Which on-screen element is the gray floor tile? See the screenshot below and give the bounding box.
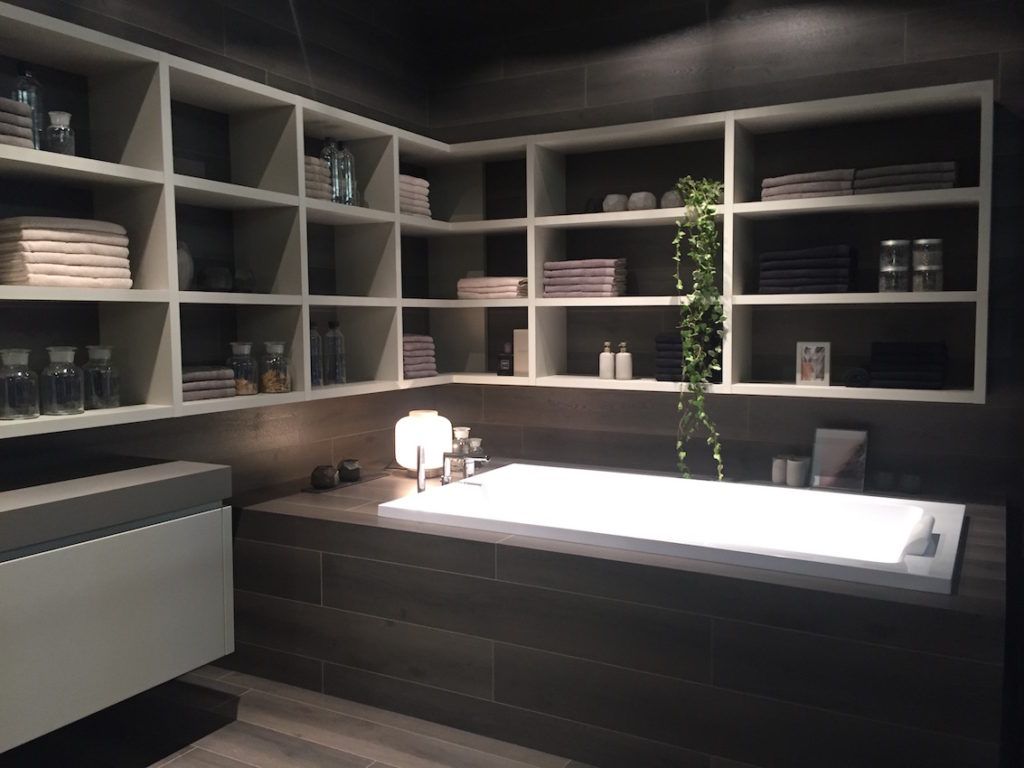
[165,747,254,767]
[190,665,233,681]
[221,672,568,768]
[196,720,372,767]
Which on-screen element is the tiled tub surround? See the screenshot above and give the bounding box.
[230,473,1006,768]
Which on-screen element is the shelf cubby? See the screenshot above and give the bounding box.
[402,306,527,376]
[169,65,298,195]
[401,232,527,300]
[302,108,395,214]
[175,199,301,295]
[309,305,399,391]
[307,220,397,299]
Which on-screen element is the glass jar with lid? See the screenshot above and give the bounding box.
[912,238,944,292]
[879,266,910,292]
[879,240,911,270]
[41,346,84,415]
[83,345,120,409]
[0,348,39,420]
[227,341,258,395]
[259,341,291,393]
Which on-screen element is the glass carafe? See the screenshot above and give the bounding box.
[324,320,346,385]
[41,346,83,415]
[12,70,43,149]
[0,348,39,420]
[227,341,258,395]
[310,322,323,387]
[321,138,359,205]
[259,341,291,393]
[46,111,75,155]
[83,345,119,409]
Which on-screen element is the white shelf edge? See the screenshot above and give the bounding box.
[173,175,299,209]
[0,287,170,303]
[308,296,399,308]
[535,296,682,307]
[0,145,164,186]
[309,380,398,399]
[450,373,531,386]
[535,375,726,394]
[178,292,303,306]
[397,375,455,389]
[730,383,981,403]
[402,298,529,308]
[178,391,306,415]
[731,291,979,306]
[304,198,395,225]
[535,207,721,229]
[0,404,173,438]
[732,187,981,217]
[448,218,528,234]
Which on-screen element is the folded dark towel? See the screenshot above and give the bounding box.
[854,182,954,194]
[762,180,854,198]
[759,246,851,263]
[759,284,852,294]
[856,162,956,179]
[761,169,855,189]
[656,374,683,382]
[655,331,680,343]
[656,358,683,367]
[868,379,945,390]
[759,269,852,282]
[655,340,682,349]
[854,172,955,189]
[759,257,853,271]
[870,342,947,362]
[761,190,854,200]
[869,363,947,375]
[843,368,870,387]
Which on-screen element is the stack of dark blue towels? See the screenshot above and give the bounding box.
[868,342,947,389]
[655,332,682,382]
[758,245,853,294]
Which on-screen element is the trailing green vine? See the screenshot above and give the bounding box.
[673,176,725,480]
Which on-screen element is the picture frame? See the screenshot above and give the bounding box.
[811,428,868,491]
[796,341,830,386]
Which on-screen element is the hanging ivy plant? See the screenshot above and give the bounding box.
[672,176,725,480]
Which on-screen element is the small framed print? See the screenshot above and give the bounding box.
[812,428,868,491]
[796,341,830,386]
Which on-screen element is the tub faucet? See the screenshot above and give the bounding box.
[441,452,490,484]
[416,446,426,493]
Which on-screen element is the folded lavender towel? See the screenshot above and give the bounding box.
[0,134,33,148]
[457,291,523,299]
[762,180,853,198]
[0,111,32,129]
[0,122,32,140]
[403,350,436,360]
[762,190,854,200]
[1,252,130,268]
[399,174,429,190]
[400,188,430,201]
[545,259,626,271]
[183,387,237,401]
[762,169,855,189]
[0,274,133,288]
[404,362,438,374]
[0,97,31,117]
[543,268,625,279]
[854,172,956,189]
[544,289,623,298]
[404,369,438,379]
[0,229,129,246]
[545,275,625,286]
[182,366,234,383]
[403,340,435,350]
[0,217,127,236]
[182,379,241,392]
[403,334,434,344]
[856,162,956,179]
[853,182,953,195]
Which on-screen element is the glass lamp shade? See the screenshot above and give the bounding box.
[395,409,452,471]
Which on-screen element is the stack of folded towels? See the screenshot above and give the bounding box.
[400,174,431,218]
[456,276,527,299]
[544,258,626,297]
[0,97,33,148]
[305,156,332,201]
[853,162,956,194]
[403,333,437,379]
[757,245,853,294]
[867,342,947,390]
[761,169,854,201]
[0,216,133,288]
[182,366,236,401]
[655,332,683,382]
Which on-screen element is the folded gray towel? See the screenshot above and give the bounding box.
[404,351,436,362]
[0,134,32,148]
[0,97,31,117]
[545,259,626,271]
[183,379,240,392]
[182,366,234,383]
[762,180,853,198]
[404,369,438,379]
[403,341,435,351]
[762,190,855,200]
[183,386,237,401]
[856,162,956,179]
[545,276,626,287]
[854,171,956,189]
[0,122,33,140]
[404,362,438,374]
[853,182,954,194]
[0,111,32,129]
[761,169,854,189]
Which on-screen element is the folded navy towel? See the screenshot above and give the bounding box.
[759,284,851,294]
[759,245,851,263]
[760,268,851,281]
[856,162,956,179]
[870,342,947,362]
[656,357,683,367]
[655,373,683,382]
[759,257,853,272]
[843,368,870,387]
[868,379,944,390]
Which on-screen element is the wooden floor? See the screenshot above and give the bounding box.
[152,667,583,768]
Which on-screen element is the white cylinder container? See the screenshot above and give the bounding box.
[614,342,633,380]
[395,409,452,471]
[599,341,615,379]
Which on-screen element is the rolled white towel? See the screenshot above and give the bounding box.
[627,191,656,210]
[0,217,127,236]
[0,262,132,279]
[602,194,628,212]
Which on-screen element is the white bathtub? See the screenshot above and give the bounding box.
[378,463,966,594]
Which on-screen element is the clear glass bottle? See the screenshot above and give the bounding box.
[310,322,323,387]
[259,341,291,393]
[320,138,358,205]
[45,111,75,155]
[324,320,346,385]
[227,341,258,396]
[41,346,84,415]
[0,348,39,420]
[83,345,119,410]
[12,69,43,149]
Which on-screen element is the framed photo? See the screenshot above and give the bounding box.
[796,341,830,386]
[811,428,868,491]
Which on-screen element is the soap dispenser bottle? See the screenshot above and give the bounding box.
[614,341,633,380]
[599,341,615,379]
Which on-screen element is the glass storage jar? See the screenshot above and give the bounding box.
[259,341,291,393]
[227,341,258,395]
[913,266,944,292]
[45,110,75,155]
[41,346,84,415]
[879,240,911,270]
[83,345,119,409]
[0,348,39,420]
[878,266,910,292]
[912,238,943,269]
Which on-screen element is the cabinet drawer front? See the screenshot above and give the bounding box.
[0,507,232,751]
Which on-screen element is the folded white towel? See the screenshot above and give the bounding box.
[457,276,527,289]
[1,274,133,288]
[0,135,33,148]
[0,111,32,129]
[305,181,332,192]
[183,387,236,402]
[0,122,32,140]
[304,156,329,166]
[0,217,127,236]
[0,97,32,117]
[305,167,331,181]
[399,191,430,205]
[0,241,129,257]
[0,229,129,246]
[0,263,132,278]
[399,174,429,190]
[545,259,625,271]
[1,251,130,268]
[401,204,432,217]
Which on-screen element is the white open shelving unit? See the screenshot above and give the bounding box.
[0,2,992,438]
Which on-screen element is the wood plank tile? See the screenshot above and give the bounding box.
[234,591,493,697]
[218,642,324,693]
[165,748,253,768]
[234,539,323,604]
[196,720,373,767]
[322,554,711,681]
[220,672,568,768]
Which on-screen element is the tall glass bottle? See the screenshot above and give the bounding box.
[0,348,39,420]
[320,138,358,205]
[83,345,120,409]
[324,320,346,385]
[310,321,323,387]
[41,346,84,415]
[12,69,43,149]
